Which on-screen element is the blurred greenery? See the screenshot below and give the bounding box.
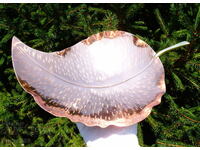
[0,3,199,147]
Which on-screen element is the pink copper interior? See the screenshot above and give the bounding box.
[12,30,166,128]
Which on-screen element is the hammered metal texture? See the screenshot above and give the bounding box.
[12,30,166,128]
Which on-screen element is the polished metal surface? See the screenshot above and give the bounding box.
[12,31,166,128]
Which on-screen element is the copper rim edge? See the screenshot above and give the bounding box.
[15,75,165,128]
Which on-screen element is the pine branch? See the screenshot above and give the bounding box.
[194,6,200,30]
[175,108,200,123]
[154,8,169,36]
[156,140,192,147]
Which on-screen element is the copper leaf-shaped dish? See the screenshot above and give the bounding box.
[12,31,166,128]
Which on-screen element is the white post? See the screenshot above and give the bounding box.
[76,123,139,147]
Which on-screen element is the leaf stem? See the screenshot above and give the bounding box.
[155,41,190,57]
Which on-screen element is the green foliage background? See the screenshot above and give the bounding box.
[0,3,200,147]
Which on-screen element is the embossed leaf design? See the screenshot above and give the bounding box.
[12,31,166,128]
